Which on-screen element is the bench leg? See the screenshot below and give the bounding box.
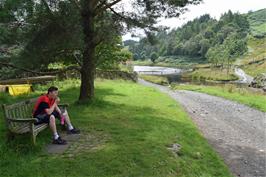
[30,123,36,145]
[32,134,36,145]
[6,131,14,142]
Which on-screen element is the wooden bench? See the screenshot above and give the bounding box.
[2,97,68,145]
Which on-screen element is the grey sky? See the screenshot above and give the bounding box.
[122,0,266,41]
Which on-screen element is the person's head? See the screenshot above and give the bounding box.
[47,86,58,99]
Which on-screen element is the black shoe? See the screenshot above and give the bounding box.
[52,137,67,145]
[67,128,80,134]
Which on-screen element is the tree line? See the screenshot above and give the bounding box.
[125,10,251,69]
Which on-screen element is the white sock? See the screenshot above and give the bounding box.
[68,124,74,130]
[54,132,59,140]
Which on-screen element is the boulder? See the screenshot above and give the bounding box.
[249,73,266,91]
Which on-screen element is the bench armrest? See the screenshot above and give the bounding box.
[7,118,37,123]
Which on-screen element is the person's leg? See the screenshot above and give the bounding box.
[61,110,80,134]
[49,114,67,144]
[35,113,66,144]
[62,110,74,130]
[52,109,74,130]
[49,115,59,139]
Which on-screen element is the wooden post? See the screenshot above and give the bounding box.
[2,104,14,142]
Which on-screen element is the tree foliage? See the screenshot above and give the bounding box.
[0,0,202,101]
[150,52,159,63]
[126,11,250,62]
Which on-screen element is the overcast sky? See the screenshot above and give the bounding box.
[122,0,266,41]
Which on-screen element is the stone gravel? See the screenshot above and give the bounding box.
[139,79,266,177]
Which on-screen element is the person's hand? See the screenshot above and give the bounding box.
[55,97,60,104]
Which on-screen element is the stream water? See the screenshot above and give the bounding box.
[134,65,253,86]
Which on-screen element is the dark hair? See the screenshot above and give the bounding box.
[47,86,58,93]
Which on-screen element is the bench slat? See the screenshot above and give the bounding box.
[14,107,19,119]
[11,124,30,134]
[21,105,27,118]
[7,118,37,123]
[10,109,15,119]
[5,98,37,110]
[17,106,22,117]
[11,123,48,134]
[34,124,48,134]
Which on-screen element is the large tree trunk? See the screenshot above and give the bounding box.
[79,1,96,101]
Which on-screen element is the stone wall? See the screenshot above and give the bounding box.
[96,70,138,82]
[59,69,138,82]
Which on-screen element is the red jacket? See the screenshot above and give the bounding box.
[33,94,55,116]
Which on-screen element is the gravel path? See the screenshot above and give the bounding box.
[139,79,266,177]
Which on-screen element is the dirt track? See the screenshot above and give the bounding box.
[139,79,266,177]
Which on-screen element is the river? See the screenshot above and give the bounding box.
[134,65,254,85]
[133,65,184,75]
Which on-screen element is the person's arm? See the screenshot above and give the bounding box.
[55,97,62,115]
[45,98,60,115]
[45,102,57,115]
[55,105,62,115]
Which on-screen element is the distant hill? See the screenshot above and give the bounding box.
[246,8,266,38]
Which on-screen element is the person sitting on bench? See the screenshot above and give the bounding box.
[33,86,80,145]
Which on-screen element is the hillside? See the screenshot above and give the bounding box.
[236,9,266,76]
[247,8,266,37]
[125,8,266,78]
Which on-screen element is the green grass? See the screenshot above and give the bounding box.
[236,36,266,76]
[139,75,169,85]
[185,68,239,81]
[251,23,266,35]
[241,61,266,76]
[247,8,266,37]
[0,79,233,177]
[172,84,266,112]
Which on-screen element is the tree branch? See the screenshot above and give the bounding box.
[73,51,82,66]
[96,0,107,10]
[95,0,123,16]
[109,7,156,30]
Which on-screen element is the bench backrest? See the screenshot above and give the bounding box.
[2,98,38,132]
[3,98,37,120]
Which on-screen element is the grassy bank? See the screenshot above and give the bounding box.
[241,61,266,77]
[237,36,266,76]
[172,84,266,112]
[139,75,169,85]
[0,79,232,177]
[185,67,239,81]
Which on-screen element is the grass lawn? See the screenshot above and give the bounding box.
[172,84,266,112]
[0,79,232,177]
